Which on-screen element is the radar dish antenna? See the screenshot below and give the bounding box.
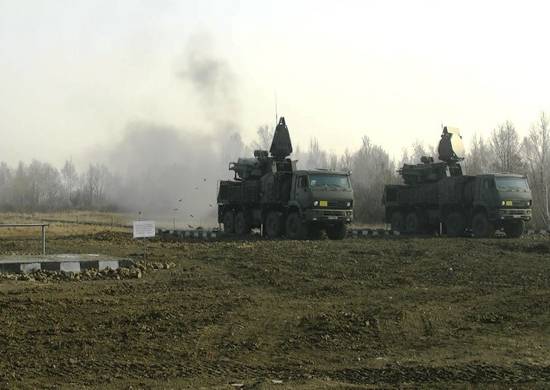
[270,117,293,160]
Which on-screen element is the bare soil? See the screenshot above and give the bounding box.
[0,223,549,389]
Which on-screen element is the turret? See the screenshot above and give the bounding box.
[399,126,465,185]
[229,117,294,181]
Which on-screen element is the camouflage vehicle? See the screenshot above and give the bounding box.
[217,117,354,239]
[383,127,532,238]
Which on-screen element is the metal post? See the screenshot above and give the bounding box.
[144,238,147,261]
[41,225,46,255]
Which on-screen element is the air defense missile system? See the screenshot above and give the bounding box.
[217,117,354,239]
[383,127,532,238]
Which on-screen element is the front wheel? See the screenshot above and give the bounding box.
[234,211,250,236]
[307,224,323,240]
[264,211,283,238]
[326,223,347,240]
[285,212,307,240]
[504,220,525,238]
[390,211,405,233]
[446,212,466,237]
[472,213,495,238]
[222,211,235,234]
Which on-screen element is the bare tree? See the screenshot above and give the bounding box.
[305,138,329,169]
[464,133,492,175]
[328,152,339,171]
[0,162,12,208]
[250,125,274,151]
[490,121,523,173]
[352,136,396,222]
[61,159,78,207]
[339,148,353,171]
[523,112,550,229]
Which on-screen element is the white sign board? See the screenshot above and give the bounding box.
[133,220,156,238]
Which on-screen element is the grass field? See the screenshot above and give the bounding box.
[0,218,549,388]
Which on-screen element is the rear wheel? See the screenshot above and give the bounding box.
[222,211,235,234]
[326,223,347,240]
[285,212,307,240]
[504,220,525,238]
[446,212,466,237]
[390,211,405,233]
[405,212,421,234]
[264,211,283,238]
[472,212,495,238]
[234,211,250,236]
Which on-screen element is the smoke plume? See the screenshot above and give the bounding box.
[99,35,247,227]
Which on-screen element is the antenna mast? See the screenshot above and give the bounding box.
[274,91,278,125]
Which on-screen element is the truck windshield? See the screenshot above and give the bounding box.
[308,174,350,189]
[495,177,529,192]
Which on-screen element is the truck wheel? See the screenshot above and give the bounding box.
[326,223,347,240]
[390,211,405,233]
[504,220,525,238]
[446,212,465,237]
[234,211,250,236]
[472,213,495,238]
[265,211,283,238]
[285,212,306,240]
[405,212,421,234]
[307,224,323,240]
[223,211,235,234]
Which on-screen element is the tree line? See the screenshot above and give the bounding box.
[0,113,548,229]
[0,160,114,212]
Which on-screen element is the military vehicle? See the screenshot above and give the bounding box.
[217,117,354,239]
[383,127,532,238]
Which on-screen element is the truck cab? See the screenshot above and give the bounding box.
[471,174,532,237]
[288,170,354,238]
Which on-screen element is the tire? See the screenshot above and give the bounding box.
[446,212,466,237]
[504,220,525,238]
[264,211,283,238]
[307,224,323,240]
[234,211,250,236]
[405,212,421,234]
[390,211,405,233]
[326,223,347,240]
[472,212,495,238]
[223,211,235,234]
[285,212,307,240]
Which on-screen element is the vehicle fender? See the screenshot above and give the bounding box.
[286,201,302,215]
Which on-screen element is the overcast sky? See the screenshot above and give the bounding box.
[1,0,550,166]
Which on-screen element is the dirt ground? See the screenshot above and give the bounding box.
[0,222,549,389]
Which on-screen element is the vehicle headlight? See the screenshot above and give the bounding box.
[346,201,352,208]
[313,200,319,206]
[501,200,505,206]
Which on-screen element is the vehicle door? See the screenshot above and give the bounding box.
[294,174,311,209]
[479,177,494,206]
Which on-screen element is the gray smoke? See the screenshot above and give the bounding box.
[98,35,247,227]
[176,34,240,130]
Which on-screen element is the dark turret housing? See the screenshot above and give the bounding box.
[228,117,294,181]
[399,126,465,185]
